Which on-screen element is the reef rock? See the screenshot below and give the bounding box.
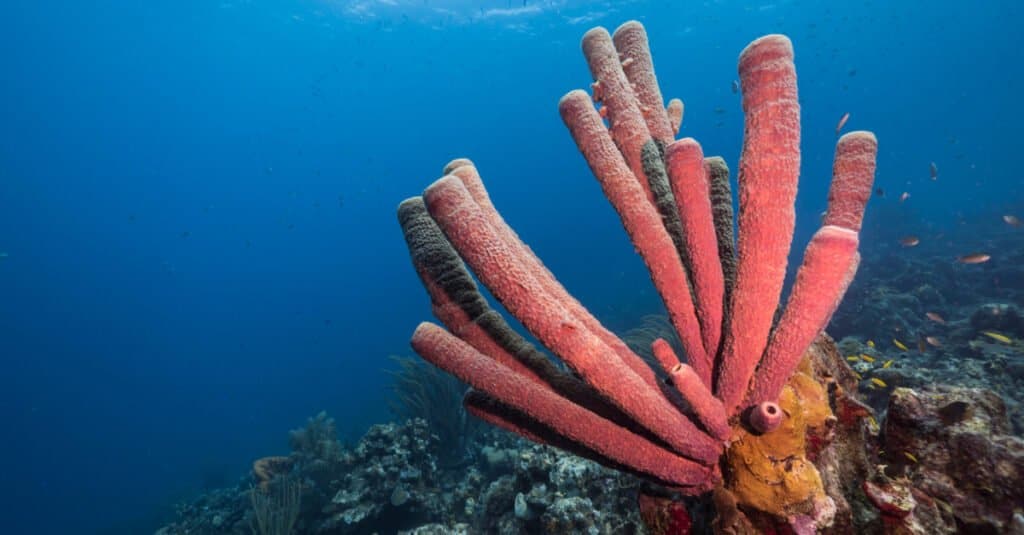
[880,385,1024,533]
[318,419,442,533]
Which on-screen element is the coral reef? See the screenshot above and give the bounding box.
[157,386,1022,534]
[317,420,442,532]
[830,226,1024,433]
[157,415,658,534]
[159,418,445,534]
[835,299,1024,434]
[398,20,876,531]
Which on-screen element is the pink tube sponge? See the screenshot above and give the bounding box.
[397,22,879,503]
[651,339,731,441]
[824,132,878,232]
[611,21,675,145]
[716,35,801,416]
[559,89,708,368]
[746,226,861,406]
[424,176,721,465]
[749,401,784,434]
[665,138,727,381]
[411,323,717,487]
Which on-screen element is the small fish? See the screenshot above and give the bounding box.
[929,161,938,180]
[846,356,860,362]
[868,415,878,428]
[882,359,894,369]
[917,337,927,352]
[981,331,1012,344]
[836,112,850,136]
[870,377,888,388]
[874,187,885,197]
[852,371,863,380]
[903,451,918,463]
[867,340,875,348]
[899,236,920,247]
[893,339,909,351]
[860,354,876,363]
[899,191,910,203]
[957,253,991,264]
[1003,215,1022,227]
[731,80,739,94]
[925,336,942,348]
[925,312,946,324]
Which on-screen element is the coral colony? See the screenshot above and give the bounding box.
[399,21,877,531]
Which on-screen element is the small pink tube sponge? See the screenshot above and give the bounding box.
[748,401,784,433]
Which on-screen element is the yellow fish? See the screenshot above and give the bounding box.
[860,354,876,363]
[981,331,1012,344]
[870,377,888,388]
[846,356,859,362]
[903,451,918,463]
[867,340,875,348]
[893,339,909,351]
[883,359,894,369]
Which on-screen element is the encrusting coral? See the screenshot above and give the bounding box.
[398,21,877,533]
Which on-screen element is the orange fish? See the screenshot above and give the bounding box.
[836,112,850,136]
[957,253,991,264]
[899,192,910,203]
[899,236,920,247]
[1004,215,1022,227]
[929,161,938,180]
[925,312,946,324]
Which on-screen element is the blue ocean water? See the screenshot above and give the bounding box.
[0,1,1019,533]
